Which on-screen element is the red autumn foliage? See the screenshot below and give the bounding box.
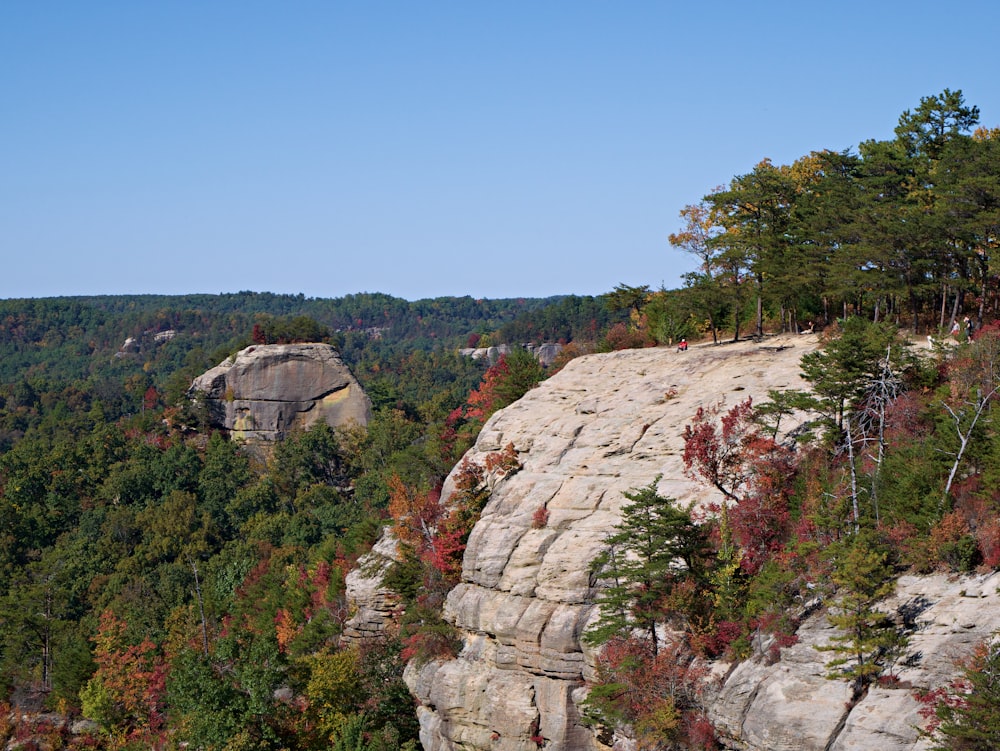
[484,441,520,479]
[692,619,745,658]
[436,406,470,464]
[386,466,483,585]
[914,652,976,734]
[123,427,171,450]
[453,455,486,494]
[882,391,932,445]
[590,635,715,747]
[730,487,791,576]
[601,322,653,351]
[465,356,512,422]
[752,610,800,661]
[90,610,167,735]
[683,399,795,575]
[942,481,1000,570]
[425,526,466,581]
[684,712,718,750]
[977,517,1000,569]
[310,560,332,611]
[399,620,460,665]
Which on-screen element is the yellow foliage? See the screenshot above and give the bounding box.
[304,649,364,740]
[634,696,681,749]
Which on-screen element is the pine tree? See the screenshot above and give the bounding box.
[800,317,896,430]
[817,530,906,699]
[928,637,1000,750]
[585,478,710,655]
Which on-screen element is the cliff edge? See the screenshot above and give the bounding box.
[383,334,1000,751]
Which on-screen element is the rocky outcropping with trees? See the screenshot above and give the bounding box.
[346,332,1000,751]
[396,336,819,749]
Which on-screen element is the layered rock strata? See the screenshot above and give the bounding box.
[404,335,822,750]
[708,571,1000,751]
[189,343,371,440]
[343,533,403,642]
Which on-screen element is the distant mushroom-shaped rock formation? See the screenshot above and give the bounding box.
[188,343,371,440]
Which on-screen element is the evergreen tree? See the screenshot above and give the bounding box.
[602,283,651,319]
[928,636,1000,750]
[817,530,906,698]
[708,159,797,339]
[799,316,907,433]
[585,478,710,655]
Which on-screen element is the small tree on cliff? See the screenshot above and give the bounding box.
[682,398,795,577]
[585,478,711,656]
[817,529,907,699]
[583,479,716,750]
[799,317,907,435]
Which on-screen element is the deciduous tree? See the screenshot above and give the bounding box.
[682,398,795,576]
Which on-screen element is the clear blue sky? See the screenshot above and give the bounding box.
[4,2,999,302]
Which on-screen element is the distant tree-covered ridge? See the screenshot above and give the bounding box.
[0,291,625,450]
[0,291,571,383]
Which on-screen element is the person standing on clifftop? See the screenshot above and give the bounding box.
[677,338,688,352]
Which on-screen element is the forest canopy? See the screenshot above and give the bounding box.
[668,89,999,343]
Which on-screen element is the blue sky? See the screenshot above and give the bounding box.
[3,2,999,301]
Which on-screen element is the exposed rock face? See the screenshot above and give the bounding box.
[709,572,1000,751]
[343,533,403,642]
[459,343,564,368]
[388,334,1000,751]
[188,343,371,440]
[404,335,821,750]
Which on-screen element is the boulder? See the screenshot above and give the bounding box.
[188,343,371,440]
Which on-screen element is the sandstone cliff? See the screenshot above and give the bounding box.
[361,334,1000,751]
[459,343,564,367]
[189,343,371,440]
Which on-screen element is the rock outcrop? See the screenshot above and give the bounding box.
[401,335,819,751]
[460,343,564,368]
[707,571,1000,751]
[378,334,1000,751]
[342,532,403,642]
[188,343,371,440]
